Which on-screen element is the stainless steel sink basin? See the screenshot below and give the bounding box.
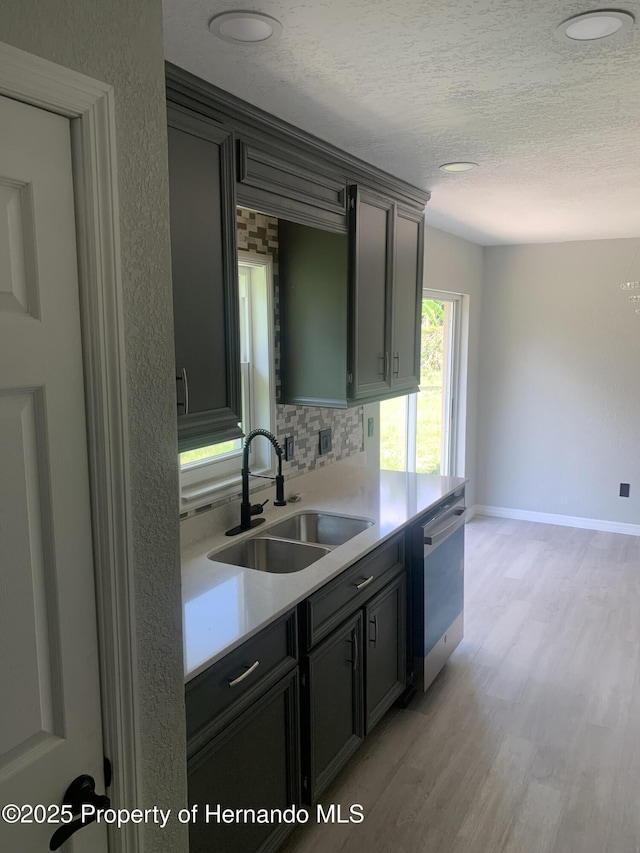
[209,537,330,573]
[264,511,374,546]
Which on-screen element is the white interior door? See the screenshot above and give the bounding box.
[0,94,108,851]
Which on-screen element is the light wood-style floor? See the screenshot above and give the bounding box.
[283,516,640,853]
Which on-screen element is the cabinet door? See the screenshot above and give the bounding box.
[391,205,424,394]
[167,105,243,451]
[188,670,300,853]
[348,185,393,401]
[364,573,407,733]
[303,612,364,802]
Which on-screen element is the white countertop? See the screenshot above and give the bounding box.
[181,462,467,681]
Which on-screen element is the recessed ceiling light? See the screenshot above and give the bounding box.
[439,162,478,173]
[555,9,634,42]
[209,11,283,45]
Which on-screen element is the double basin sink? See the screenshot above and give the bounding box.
[208,511,374,574]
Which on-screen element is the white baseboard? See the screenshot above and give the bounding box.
[465,505,479,521]
[472,505,640,537]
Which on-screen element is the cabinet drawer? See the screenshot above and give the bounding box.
[304,536,404,648]
[186,610,298,753]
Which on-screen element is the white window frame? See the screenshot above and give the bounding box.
[179,252,276,510]
[381,289,462,476]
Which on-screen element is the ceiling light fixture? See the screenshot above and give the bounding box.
[439,162,478,173]
[209,11,283,45]
[555,9,634,42]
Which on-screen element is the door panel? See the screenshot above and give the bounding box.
[305,612,364,802]
[0,178,38,317]
[0,94,107,852]
[392,206,423,393]
[349,187,393,400]
[365,574,407,732]
[0,391,62,759]
[168,106,242,450]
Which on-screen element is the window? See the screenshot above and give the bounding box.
[180,253,275,506]
[380,292,462,476]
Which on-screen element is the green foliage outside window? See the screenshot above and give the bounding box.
[380,299,445,474]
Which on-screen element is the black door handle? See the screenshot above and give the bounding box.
[49,774,110,851]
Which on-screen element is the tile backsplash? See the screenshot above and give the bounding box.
[181,209,363,520]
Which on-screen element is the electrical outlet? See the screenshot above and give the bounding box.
[285,435,294,461]
[319,428,332,455]
[620,482,630,497]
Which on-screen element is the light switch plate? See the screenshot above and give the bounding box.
[285,435,294,461]
[319,428,332,455]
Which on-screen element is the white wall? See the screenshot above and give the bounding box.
[1,4,187,851]
[425,226,484,507]
[478,239,640,526]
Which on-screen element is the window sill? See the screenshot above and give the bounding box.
[180,466,274,516]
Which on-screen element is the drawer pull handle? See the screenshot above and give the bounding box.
[355,575,374,591]
[352,630,358,672]
[228,660,260,687]
[370,615,378,647]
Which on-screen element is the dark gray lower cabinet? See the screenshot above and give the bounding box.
[186,549,408,852]
[299,540,408,804]
[302,612,364,802]
[365,573,407,732]
[188,669,300,853]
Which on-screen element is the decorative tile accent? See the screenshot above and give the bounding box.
[278,404,363,477]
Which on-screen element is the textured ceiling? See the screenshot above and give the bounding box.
[163,0,640,245]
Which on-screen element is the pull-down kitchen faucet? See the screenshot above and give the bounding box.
[225,429,287,536]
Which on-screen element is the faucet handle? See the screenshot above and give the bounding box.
[250,498,269,517]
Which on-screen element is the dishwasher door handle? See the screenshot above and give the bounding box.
[423,509,466,547]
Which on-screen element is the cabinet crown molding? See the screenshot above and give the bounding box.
[165,62,430,213]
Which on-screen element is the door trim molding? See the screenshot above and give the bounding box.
[0,42,141,853]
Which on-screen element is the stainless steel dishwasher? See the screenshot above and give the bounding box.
[410,488,466,691]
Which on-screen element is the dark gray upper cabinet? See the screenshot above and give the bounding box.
[278,186,424,408]
[167,104,242,451]
[349,186,395,402]
[165,64,429,416]
[391,205,425,394]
